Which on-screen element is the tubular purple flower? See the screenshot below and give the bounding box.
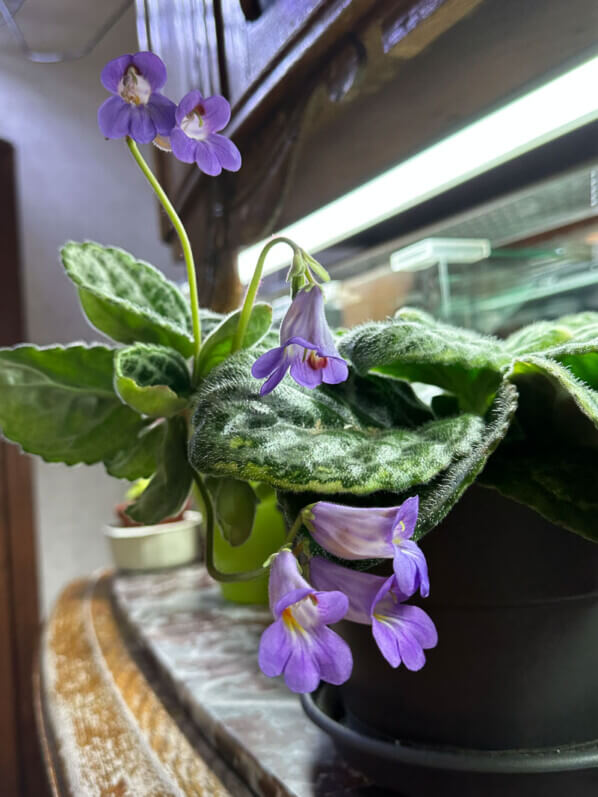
[170,89,241,175]
[251,285,349,395]
[98,52,176,144]
[258,550,352,693]
[303,495,429,598]
[310,557,437,671]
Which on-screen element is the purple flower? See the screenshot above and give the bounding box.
[98,52,176,144]
[310,557,437,671]
[258,550,352,693]
[303,496,429,598]
[251,285,349,395]
[170,89,241,176]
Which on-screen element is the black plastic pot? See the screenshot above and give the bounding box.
[301,485,598,795]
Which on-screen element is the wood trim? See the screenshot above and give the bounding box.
[0,139,47,796]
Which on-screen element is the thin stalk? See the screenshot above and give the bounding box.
[231,236,298,353]
[126,137,202,382]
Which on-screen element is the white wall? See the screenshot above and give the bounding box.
[0,8,183,613]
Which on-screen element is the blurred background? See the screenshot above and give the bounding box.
[0,0,597,792]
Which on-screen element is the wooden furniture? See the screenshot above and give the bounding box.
[136,0,598,311]
[0,140,47,797]
[37,567,376,795]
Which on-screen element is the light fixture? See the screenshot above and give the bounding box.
[237,55,598,284]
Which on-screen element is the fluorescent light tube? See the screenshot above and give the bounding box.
[238,55,598,284]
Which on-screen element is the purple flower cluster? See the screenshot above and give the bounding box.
[258,496,437,693]
[98,51,240,176]
[252,285,348,395]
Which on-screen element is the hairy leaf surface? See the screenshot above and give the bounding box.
[114,344,191,417]
[338,308,506,412]
[190,351,485,495]
[62,242,194,355]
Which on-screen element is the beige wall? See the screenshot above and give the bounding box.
[0,8,183,613]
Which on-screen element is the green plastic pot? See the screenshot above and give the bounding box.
[213,488,286,604]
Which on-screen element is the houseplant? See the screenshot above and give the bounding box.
[0,49,597,794]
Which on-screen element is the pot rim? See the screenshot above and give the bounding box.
[103,510,202,540]
[301,686,598,775]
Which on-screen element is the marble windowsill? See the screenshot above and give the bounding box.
[112,565,374,797]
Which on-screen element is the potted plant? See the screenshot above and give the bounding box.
[1,49,597,796]
[188,290,598,794]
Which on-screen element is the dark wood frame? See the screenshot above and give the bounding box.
[0,140,47,796]
[137,0,598,312]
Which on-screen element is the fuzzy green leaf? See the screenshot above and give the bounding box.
[0,345,149,469]
[480,445,598,542]
[504,311,598,356]
[196,303,272,378]
[508,355,598,449]
[190,352,485,495]
[114,344,191,418]
[61,242,194,356]
[205,477,258,547]
[338,308,506,413]
[126,416,192,525]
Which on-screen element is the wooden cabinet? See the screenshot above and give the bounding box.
[136,0,598,310]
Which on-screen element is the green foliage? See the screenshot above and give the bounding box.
[114,344,191,417]
[61,242,194,356]
[338,308,506,413]
[104,422,165,481]
[504,311,598,355]
[0,345,151,473]
[190,351,486,495]
[126,416,193,525]
[480,445,598,542]
[205,477,258,547]
[196,303,272,378]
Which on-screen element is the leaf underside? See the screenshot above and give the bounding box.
[0,345,151,477]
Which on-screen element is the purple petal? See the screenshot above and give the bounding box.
[268,550,309,614]
[313,590,349,625]
[397,604,438,648]
[101,54,132,93]
[131,51,168,91]
[397,633,427,671]
[392,550,419,598]
[146,92,176,135]
[170,127,197,163]
[260,364,289,395]
[176,90,204,125]
[194,140,222,175]
[284,642,320,693]
[392,495,419,541]
[372,617,402,667]
[128,106,157,144]
[289,354,323,389]
[273,586,313,618]
[207,133,241,172]
[322,356,349,384]
[97,95,131,139]
[309,558,384,625]
[306,503,396,560]
[251,346,285,379]
[258,619,292,677]
[281,286,338,355]
[312,627,353,685]
[201,96,231,132]
[393,539,429,598]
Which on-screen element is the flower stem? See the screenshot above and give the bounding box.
[231,236,298,353]
[126,137,202,382]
